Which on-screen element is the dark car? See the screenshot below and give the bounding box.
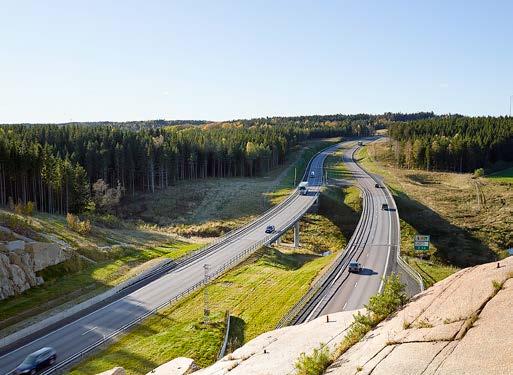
[15,347,56,374]
[265,225,275,234]
[348,261,363,273]
[382,203,389,210]
[375,183,381,188]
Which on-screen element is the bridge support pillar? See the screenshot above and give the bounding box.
[294,221,300,248]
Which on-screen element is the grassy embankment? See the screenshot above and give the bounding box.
[71,217,353,374]
[71,141,363,375]
[356,141,512,287]
[0,209,200,332]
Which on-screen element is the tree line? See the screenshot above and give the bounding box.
[388,116,513,172]
[0,115,381,215]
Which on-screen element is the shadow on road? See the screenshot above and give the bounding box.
[359,268,378,276]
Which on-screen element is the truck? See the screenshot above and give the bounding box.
[298,181,309,195]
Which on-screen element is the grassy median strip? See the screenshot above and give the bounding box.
[70,214,345,375]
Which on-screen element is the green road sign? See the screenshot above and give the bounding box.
[414,234,430,251]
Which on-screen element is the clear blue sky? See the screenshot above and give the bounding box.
[1,0,512,123]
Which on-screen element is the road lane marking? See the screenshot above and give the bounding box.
[343,302,347,310]
[81,326,97,336]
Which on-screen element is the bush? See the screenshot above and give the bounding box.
[335,274,406,358]
[66,213,92,235]
[366,274,407,321]
[474,168,485,177]
[295,344,332,375]
[14,201,35,216]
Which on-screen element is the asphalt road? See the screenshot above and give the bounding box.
[295,140,400,322]
[0,142,342,374]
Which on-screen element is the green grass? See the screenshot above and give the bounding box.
[325,148,352,180]
[268,138,342,205]
[71,248,338,374]
[0,241,201,329]
[406,257,458,288]
[71,211,346,375]
[398,218,458,286]
[487,167,513,183]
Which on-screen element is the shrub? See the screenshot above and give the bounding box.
[66,213,92,235]
[335,274,407,358]
[366,274,407,321]
[14,201,35,216]
[474,168,485,177]
[295,344,332,375]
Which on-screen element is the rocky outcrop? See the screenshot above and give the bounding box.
[97,367,126,375]
[146,357,197,375]
[144,258,513,375]
[0,238,69,300]
[25,241,68,271]
[326,257,513,375]
[145,311,358,375]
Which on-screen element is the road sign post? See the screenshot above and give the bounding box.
[414,234,430,256]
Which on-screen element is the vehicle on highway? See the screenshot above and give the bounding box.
[382,203,388,210]
[15,347,57,374]
[298,181,309,195]
[375,183,381,188]
[358,141,363,146]
[310,171,315,178]
[348,261,363,273]
[265,225,275,234]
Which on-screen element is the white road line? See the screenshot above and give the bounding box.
[378,185,392,293]
[81,326,97,336]
[343,302,347,310]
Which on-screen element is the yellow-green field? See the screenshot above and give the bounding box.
[71,213,347,375]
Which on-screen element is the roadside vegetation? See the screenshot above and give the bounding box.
[356,140,512,285]
[71,143,365,374]
[294,275,407,375]
[119,138,341,237]
[0,207,201,332]
[71,214,347,375]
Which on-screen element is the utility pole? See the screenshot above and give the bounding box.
[203,264,210,324]
[294,167,297,186]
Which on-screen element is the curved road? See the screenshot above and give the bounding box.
[292,140,401,323]
[0,142,342,374]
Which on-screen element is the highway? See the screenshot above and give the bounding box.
[0,142,342,374]
[290,140,403,324]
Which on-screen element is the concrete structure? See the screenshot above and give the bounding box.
[293,221,300,248]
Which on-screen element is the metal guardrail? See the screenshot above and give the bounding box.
[32,142,342,375]
[217,311,231,360]
[276,141,424,327]
[0,178,303,351]
[275,146,373,327]
[39,233,276,375]
[361,149,425,293]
